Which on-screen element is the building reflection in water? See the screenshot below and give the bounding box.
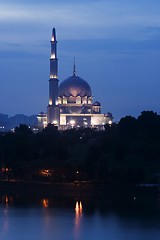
[75,201,82,215]
[74,201,83,236]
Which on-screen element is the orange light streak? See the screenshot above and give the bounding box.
[42,199,49,208]
[75,201,82,214]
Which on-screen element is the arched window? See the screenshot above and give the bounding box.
[82,96,87,104]
[68,96,75,103]
[58,97,62,104]
[88,97,92,104]
[76,96,81,104]
[63,96,67,104]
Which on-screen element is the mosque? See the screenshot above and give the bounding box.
[38,28,113,130]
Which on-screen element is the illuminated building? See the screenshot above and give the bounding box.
[39,28,113,130]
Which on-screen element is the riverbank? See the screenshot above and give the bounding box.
[0,181,158,198]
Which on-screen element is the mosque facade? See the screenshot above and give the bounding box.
[38,28,113,130]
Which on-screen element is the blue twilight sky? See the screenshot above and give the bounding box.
[0,0,160,120]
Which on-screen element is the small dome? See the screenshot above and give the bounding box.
[106,112,113,118]
[93,101,101,106]
[58,75,92,97]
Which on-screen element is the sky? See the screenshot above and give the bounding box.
[0,0,160,121]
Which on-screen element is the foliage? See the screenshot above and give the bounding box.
[1,111,160,185]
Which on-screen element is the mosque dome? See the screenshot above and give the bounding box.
[58,74,92,98]
[93,101,101,106]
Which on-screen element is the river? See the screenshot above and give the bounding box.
[0,189,160,240]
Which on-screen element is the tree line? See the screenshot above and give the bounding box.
[0,111,160,185]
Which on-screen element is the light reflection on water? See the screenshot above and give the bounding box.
[74,201,83,239]
[0,193,160,240]
[42,198,49,208]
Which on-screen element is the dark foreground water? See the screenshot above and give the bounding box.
[0,189,160,240]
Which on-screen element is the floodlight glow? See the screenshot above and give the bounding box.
[53,120,58,125]
[50,54,55,59]
[70,120,75,128]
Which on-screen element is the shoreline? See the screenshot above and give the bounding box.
[0,181,158,198]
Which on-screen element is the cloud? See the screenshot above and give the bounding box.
[1,0,160,43]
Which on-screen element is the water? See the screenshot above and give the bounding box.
[0,191,160,240]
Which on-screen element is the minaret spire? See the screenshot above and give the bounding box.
[73,57,76,76]
[50,28,58,79]
[47,28,60,127]
[48,27,58,105]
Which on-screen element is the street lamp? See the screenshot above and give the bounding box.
[108,120,112,125]
[70,120,75,128]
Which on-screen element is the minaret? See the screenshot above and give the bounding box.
[47,28,60,127]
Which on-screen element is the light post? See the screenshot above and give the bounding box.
[108,120,112,126]
[70,120,75,129]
